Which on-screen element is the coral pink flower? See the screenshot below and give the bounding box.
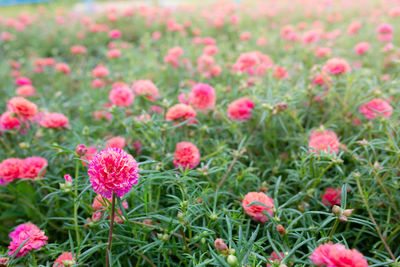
[0,158,22,185]
[173,142,200,169]
[8,223,48,257]
[354,42,370,55]
[227,97,255,121]
[7,97,38,121]
[165,104,197,124]
[53,252,75,267]
[203,45,218,56]
[322,57,351,75]
[152,31,162,40]
[109,29,122,39]
[214,238,228,252]
[107,49,121,58]
[21,157,47,179]
[164,46,184,68]
[132,80,159,101]
[309,130,341,154]
[106,136,126,149]
[40,112,69,128]
[242,192,274,223]
[359,99,393,119]
[91,79,105,88]
[232,51,273,75]
[92,65,109,77]
[16,85,36,97]
[88,148,139,198]
[91,194,128,223]
[188,83,216,112]
[273,66,290,80]
[240,31,252,41]
[70,45,87,54]
[315,47,332,58]
[109,86,134,107]
[347,21,362,35]
[322,188,341,206]
[0,111,21,131]
[312,72,332,88]
[377,24,393,42]
[310,243,368,267]
[55,63,71,74]
[257,37,268,46]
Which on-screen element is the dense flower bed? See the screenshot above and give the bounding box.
[0,0,399,266]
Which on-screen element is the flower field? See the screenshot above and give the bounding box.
[0,0,399,266]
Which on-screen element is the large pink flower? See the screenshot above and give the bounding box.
[232,51,273,75]
[227,97,255,121]
[88,148,139,198]
[40,112,69,128]
[132,80,159,101]
[310,243,368,267]
[309,130,341,154]
[242,192,274,223]
[165,104,197,124]
[109,86,134,107]
[0,111,21,130]
[322,57,351,75]
[8,223,48,257]
[7,97,38,121]
[173,142,200,169]
[188,83,216,112]
[359,99,393,119]
[53,252,75,267]
[0,158,23,185]
[21,157,48,179]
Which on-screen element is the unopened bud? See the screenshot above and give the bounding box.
[210,213,218,221]
[64,174,72,182]
[214,238,228,252]
[75,144,87,156]
[339,215,348,223]
[19,142,30,149]
[332,205,341,216]
[227,255,238,266]
[276,224,287,236]
[0,257,9,267]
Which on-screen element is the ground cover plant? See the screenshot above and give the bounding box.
[0,0,400,266]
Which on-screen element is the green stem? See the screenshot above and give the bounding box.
[73,160,81,245]
[328,218,340,241]
[106,193,117,267]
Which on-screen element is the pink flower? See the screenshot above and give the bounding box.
[16,85,36,97]
[309,130,341,154]
[173,142,200,169]
[257,37,268,46]
[55,63,71,74]
[242,192,274,223]
[106,136,126,149]
[227,97,255,121]
[232,51,273,75]
[92,65,109,77]
[91,194,128,223]
[109,29,122,39]
[0,111,21,131]
[0,158,22,185]
[203,45,218,56]
[88,148,139,198]
[347,21,362,35]
[188,83,216,112]
[312,72,332,88]
[164,46,184,68]
[8,223,48,257]
[15,77,31,86]
[70,45,87,54]
[40,112,69,128]
[323,57,351,75]
[109,86,134,107]
[7,97,38,121]
[91,79,105,88]
[359,99,393,119]
[310,243,368,267]
[214,238,228,252]
[322,188,341,206]
[107,49,121,58]
[354,42,370,55]
[165,104,197,124]
[315,47,332,58]
[240,31,252,41]
[152,31,162,40]
[267,251,293,267]
[132,80,159,101]
[21,157,48,179]
[273,66,290,80]
[53,252,75,267]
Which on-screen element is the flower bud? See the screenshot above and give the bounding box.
[0,257,9,267]
[75,144,87,156]
[342,209,354,217]
[82,126,90,136]
[276,224,287,236]
[339,215,348,223]
[214,238,228,252]
[210,213,218,220]
[64,174,72,182]
[332,205,341,216]
[19,142,30,149]
[227,255,238,266]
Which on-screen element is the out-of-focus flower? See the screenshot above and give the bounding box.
[242,192,274,223]
[359,99,392,119]
[8,223,48,257]
[173,141,200,169]
[227,97,255,121]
